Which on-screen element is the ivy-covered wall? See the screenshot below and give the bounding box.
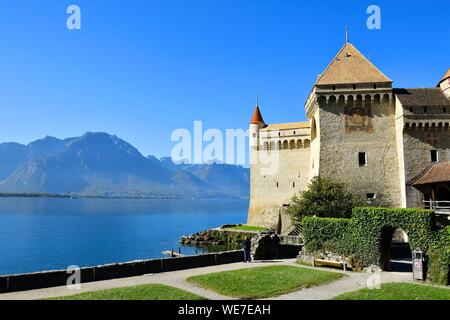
[428,226,450,285]
[302,207,448,284]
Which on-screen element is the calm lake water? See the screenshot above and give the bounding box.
[0,198,248,275]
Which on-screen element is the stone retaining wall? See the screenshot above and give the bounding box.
[0,250,243,294]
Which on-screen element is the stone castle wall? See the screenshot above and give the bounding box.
[248,147,310,228]
[315,95,402,207]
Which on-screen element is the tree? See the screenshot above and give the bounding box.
[286,176,361,224]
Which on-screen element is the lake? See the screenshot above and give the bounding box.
[0,198,248,275]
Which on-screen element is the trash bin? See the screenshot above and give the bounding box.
[412,248,425,281]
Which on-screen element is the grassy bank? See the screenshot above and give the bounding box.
[48,284,206,300]
[187,265,343,299]
[334,282,450,300]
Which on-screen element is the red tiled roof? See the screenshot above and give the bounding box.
[250,106,265,124]
[409,161,450,186]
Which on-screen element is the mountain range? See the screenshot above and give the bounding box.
[0,132,249,199]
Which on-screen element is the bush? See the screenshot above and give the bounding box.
[428,227,450,285]
[287,177,361,224]
[302,207,446,283]
[351,207,435,266]
[302,217,352,255]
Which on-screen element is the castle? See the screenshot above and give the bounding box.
[248,40,450,229]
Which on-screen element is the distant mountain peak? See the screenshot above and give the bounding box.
[0,133,249,199]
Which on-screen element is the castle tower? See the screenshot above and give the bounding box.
[305,41,402,207]
[249,100,265,152]
[437,68,450,99]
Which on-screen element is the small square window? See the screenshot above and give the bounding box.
[367,193,376,200]
[358,152,367,166]
[431,150,438,162]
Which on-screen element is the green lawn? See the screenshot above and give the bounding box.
[187,265,343,299]
[334,282,450,300]
[224,225,267,232]
[48,284,206,300]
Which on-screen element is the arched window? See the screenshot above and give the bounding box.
[290,140,296,149]
[278,141,282,150]
[374,94,381,104]
[328,96,337,105]
[304,139,310,148]
[356,95,363,107]
[365,95,372,107]
[382,94,390,105]
[283,140,289,149]
[311,117,317,140]
[297,140,302,149]
[270,141,275,150]
[347,95,354,107]
[318,96,326,107]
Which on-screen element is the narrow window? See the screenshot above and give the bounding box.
[332,85,336,91]
[293,182,296,188]
[367,193,376,200]
[373,84,377,89]
[423,107,428,113]
[276,182,279,188]
[353,84,357,90]
[444,107,447,113]
[358,152,367,166]
[409,108,413,113]
[431,150,438,162]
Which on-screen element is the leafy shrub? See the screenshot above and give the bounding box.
[302,217,352,256]
[287,177,361,224]
[302,207,446,283]
[427,226,450,285]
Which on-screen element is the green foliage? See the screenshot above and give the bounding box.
[50,284,206,300]
[333,282,450,300]
[303,217,352,255]
[351,207,435,266]
[287,177,360,224]
[187,265,343,299]
[224,225,268,232]
[428,226,450,285]
[302,207,448,284]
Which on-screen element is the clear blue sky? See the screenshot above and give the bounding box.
[0,0,449,158]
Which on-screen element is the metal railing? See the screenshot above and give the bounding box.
[423,200,450,215]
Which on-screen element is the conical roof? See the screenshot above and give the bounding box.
[437,68,450,87]
[250,106,264,124]
[316,43,392,85]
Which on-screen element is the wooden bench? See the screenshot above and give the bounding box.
[313,258,348,271]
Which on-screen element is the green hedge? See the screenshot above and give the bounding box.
[351,208,435,266]
[428,226,450,285]
[302,217,352,255]
[302,207,447,284]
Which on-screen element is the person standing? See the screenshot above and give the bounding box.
[243,237,252,263]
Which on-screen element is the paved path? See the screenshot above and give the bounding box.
[0,259,412,300]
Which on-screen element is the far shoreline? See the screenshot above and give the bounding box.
[0,193,249,201]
